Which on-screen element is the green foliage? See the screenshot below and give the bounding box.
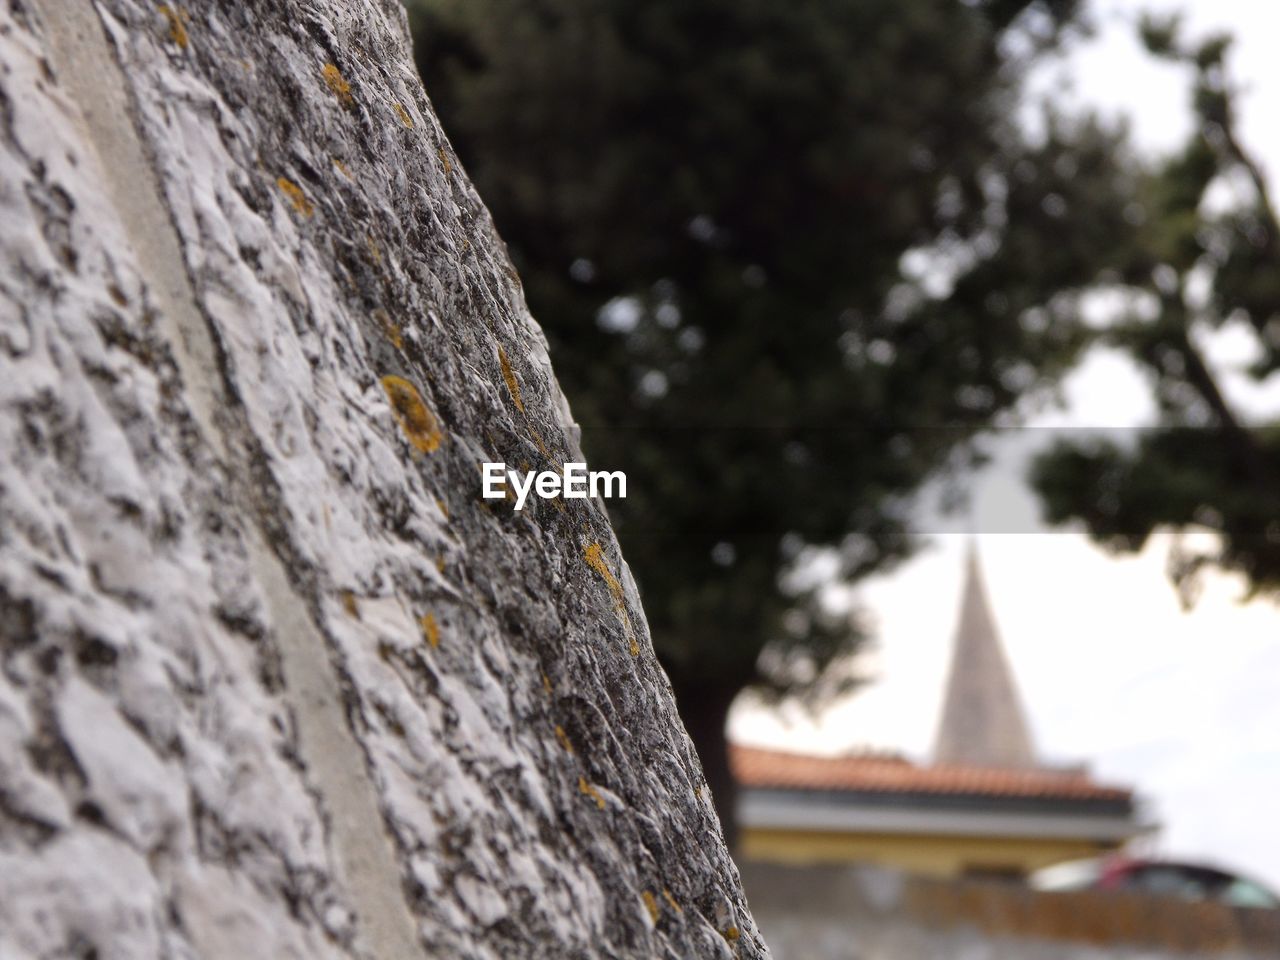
[407,0,1138,699]
[1032,20,1280,602]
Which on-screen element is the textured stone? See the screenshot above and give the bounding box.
[0,1,765,957]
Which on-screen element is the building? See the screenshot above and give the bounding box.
[733,545,1149,879]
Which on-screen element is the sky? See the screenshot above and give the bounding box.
[732,0,1280,890]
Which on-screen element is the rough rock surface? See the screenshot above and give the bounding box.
[0,2,766,957]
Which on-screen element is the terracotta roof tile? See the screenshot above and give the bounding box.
[731,745,1132,803]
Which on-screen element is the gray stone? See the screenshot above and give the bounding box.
[0,1,765,957]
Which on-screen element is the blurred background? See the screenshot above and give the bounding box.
[406,0,1280,954]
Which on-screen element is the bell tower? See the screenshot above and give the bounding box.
[933,543,1036,769]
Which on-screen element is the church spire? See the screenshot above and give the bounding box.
[933,542,1036,769]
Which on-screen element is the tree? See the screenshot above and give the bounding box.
[409,0,1142,841]
[1031,16,1280,606]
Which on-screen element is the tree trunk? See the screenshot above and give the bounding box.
[672,680,743,853]
[0,2,766,957]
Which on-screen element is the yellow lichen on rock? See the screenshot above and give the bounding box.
[341,590,360,619]
[380,375,443,453]
[322,63,353,108]
[662,889,683,914]
[437,145,452,175]
[642,891,660,924]
[529,428,551,458]
[497,344,524,412]
[276,177,314,217]
[158,5,190,49]
[583,541,639,656]
[554,724,574,754]
[420,612,440,648]
[373,308,402,350]
[583,542,623,605]
[393,103,414,128]
[578,777,606,810]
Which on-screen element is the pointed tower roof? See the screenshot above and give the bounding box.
[933,543,1036,769]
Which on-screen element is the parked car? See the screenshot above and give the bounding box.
[1032,856,1280,909]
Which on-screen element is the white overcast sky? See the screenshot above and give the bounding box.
[733,0,1280,890]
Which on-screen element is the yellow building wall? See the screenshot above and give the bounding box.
[741,826,1115,878]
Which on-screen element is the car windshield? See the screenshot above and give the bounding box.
[1222,879,1280,909]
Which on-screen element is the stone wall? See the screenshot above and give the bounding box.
[0,2,765,957]
[742,862,1280,960]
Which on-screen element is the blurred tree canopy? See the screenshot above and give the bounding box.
[407,0,1141,837]
[1031,17,1280,608]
